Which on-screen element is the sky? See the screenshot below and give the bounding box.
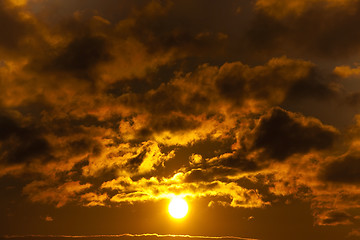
[1,0,360,239]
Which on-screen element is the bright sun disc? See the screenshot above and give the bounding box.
[168,197,188,219]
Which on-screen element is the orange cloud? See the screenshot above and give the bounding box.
[23,180,91,207]
[333,65,360,78]
[81,192,108,207]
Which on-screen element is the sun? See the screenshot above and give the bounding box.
[168,197,188,219]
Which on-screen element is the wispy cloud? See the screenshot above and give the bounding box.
[2,233,258,240]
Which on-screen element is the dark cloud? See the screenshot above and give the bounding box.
[214,64,248,105]
[208,151,259,172]
[49,35,111,74]
[0,112,51,165]
[149,115,201,133]
[285,69,339,101]
[248,107,338,161]
[66,138,102,157]
[126,151,147,173]
[181,149,259,184]
[183,169,213,183]
[0,1,35,52]
[23,180,91,208]
[217,155,258,171]
[214,57,318,108]
[119,0,231,58]
[248,0,360,59]
[141,83,211,116]
[117,56,321,133]
[318,211,355,226]
[246,13,287,57]
[0,113,22,141]
[29,35,112,81]
[345,92,360,106]
[321,154,360,184]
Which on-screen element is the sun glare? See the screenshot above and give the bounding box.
[168,197,188,219]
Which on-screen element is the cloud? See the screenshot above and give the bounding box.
[80,192,108,207]
[246,107,339,161]
[82,140,175,178]
[101,173,269,208]
[320,153,360,184]
[285,69,339,101]
[114,56,334,146]
[0,111,52,165]
[206,152,259,172]
[23,180,91,207]
[214,56,315,108]
[41,35,112,79]
[44,216,53,222]
[2,2,360,237]
[334,65,360,78]
[255,0,357,19]
[348,228,360,237]
[249,0,360,58]
[1,233,258,240]
[345,92,360,106]
[0,0,37,53]
[316,210,356,226]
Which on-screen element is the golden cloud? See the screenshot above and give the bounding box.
[101,173,269,208]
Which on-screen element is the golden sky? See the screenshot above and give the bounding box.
[1,0,360,239]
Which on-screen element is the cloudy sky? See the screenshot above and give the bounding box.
[2,0,360,239]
